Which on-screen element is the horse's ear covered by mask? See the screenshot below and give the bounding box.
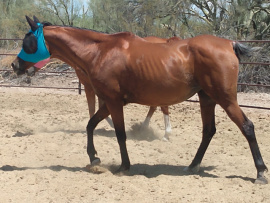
[26,15,39,32]
[33,16,40,24]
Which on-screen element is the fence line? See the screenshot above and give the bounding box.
[0,38,269,110]
[187,99,270,110]
[0,53,18,56]
[0,84,81,91]
[238,40,270,43]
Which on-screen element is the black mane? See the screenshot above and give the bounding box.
[41,21,52,27]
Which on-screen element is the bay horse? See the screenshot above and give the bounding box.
[30,35,182,141]
[12,16,267,184]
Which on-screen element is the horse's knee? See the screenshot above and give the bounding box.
[242,119,255,142]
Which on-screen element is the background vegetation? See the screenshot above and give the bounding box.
[0,0,269,91]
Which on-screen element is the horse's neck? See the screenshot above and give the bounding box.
[44,26,107,68]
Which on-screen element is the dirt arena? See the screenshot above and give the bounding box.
[0,87,269,202]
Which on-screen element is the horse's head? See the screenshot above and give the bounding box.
[11,16,50,75]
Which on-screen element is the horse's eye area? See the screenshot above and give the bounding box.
[22,33,38,54]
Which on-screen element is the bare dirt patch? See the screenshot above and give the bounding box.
[0,85,269,202]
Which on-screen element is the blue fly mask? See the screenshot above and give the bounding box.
[18,23,50,63]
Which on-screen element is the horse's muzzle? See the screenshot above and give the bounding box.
[11,63,25,75]
[11,61,26,75]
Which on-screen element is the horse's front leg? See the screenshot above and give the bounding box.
[106,101,130,172]
[86,103,110,165]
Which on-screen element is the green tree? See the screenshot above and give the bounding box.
[89,0,189,38]
[229,0,270,39]
[39,0,91,26]
[0,0,40,48]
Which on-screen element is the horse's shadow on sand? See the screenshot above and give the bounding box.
[129,164,254,183]
[0,164,85,172]
[120,164,217,178]
[0,164,254,183]
[0,164,214,178]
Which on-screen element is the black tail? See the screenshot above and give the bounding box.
[233,41,260,62]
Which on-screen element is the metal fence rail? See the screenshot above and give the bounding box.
[0,38,269,110]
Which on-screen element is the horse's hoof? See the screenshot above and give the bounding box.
[91,158,101,166]
[183,166,191,172]
[162,136,170,142]
[254,177,268,184]
[184,164,200,173]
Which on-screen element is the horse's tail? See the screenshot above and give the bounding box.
[232,41,261,62]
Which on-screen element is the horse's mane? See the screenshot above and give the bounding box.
[41,21,107,34]
[41,21,52,26]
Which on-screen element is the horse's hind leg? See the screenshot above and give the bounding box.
[185,91,216,173]
[86,103,110,166]
[84,85,96,118]
[142,106,157,127]
[161,106,171,141]
[219,101,268,184]
[98,97,114,128]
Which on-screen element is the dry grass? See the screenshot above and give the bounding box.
[0,48,20,69]
[238,43,270,93]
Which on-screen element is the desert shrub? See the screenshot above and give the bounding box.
[238,43,270,93]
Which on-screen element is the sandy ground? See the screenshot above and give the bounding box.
[0,87,269,203]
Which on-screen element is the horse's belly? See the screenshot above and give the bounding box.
[126,83,199,106]
[119,65,199,106]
